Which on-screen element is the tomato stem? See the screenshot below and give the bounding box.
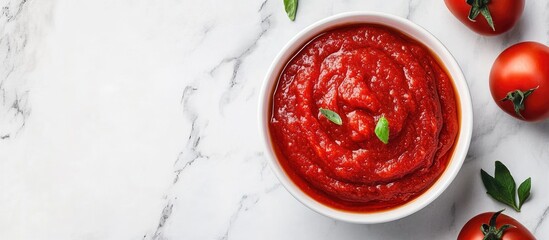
[481,210,516,240]
[501,86,539,119]
[466,0,495,31]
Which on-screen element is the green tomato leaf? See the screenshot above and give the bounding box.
[375,116,389,144]
[319,108,342,126]
[283,0,298,21]
[518,177,531,209]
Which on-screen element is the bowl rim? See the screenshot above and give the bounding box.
[258,11,473,224]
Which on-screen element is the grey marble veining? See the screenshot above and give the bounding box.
[0,0,548,239]
[1,0,31,140]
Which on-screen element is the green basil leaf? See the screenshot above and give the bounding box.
[319,108,342,125]
[375,116,389,144]
[481,169,516,210]
[494,161,517,207]
[481,161,531,212]
[283,0,298,21]
[518,177,531,209]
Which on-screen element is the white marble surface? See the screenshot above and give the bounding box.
[1,0,548,239]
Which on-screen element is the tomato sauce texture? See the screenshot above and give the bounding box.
[270,25,459,212]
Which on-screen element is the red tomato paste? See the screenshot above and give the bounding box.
[270,25,459,212]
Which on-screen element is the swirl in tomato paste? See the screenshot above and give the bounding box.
[270,25,459,212]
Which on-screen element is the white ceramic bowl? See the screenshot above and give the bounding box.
[258,12,473,224]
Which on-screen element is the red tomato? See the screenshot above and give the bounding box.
[458,211,535,240]
[444,0,524,36]
[490,42,549,121]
